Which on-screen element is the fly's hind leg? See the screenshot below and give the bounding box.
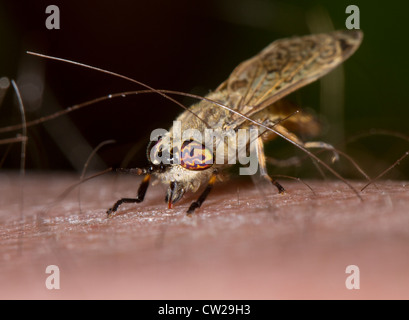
[106,173,151,217]
[266,155,303,167]
[274,124,339,162]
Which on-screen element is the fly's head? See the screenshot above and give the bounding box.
[147,133,215,207]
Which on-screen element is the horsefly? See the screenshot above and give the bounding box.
[4,30,363,217]
[105,29,363,216]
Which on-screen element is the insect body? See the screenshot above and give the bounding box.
[104,30,363,216]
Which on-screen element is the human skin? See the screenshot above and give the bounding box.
[0,172,409,299]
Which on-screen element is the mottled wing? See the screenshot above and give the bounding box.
[217,30,363,126]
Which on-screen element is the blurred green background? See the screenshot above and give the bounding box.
[1,0,409,180]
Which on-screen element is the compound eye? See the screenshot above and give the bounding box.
[180,140,213,170]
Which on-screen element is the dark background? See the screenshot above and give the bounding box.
[1,0,409,180]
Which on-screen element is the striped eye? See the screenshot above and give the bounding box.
[181,141,213,170]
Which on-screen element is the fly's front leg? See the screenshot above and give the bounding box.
[186,172,218,216]
[106,173,151,217]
